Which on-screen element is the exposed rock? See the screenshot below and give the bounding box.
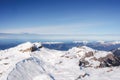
[112,48,120,59]
[79,52,120,68]
[85,51,94,57]
[19,46,34,52]
[17,42,42,52]
[66,46,120,68]
[75,73,90,80]
[3,63,9,65]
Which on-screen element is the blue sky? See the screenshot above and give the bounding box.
[0,0,120,40]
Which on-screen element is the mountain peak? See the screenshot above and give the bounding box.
[66,46,120,68]
[16,42,42,52]
[68,46,94,54]
[0,42,120,80]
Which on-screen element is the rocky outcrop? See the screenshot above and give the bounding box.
[17,42,42,52]
[1,43,120,80]
[67,46,120,68]
[112,48,120,59]
[79,51,120,68]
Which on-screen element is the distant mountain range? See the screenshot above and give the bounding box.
[42,41,120,51]
[1,39,120,51]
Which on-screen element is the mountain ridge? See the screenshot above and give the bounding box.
[0,42,120,80]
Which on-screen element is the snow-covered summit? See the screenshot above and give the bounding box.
[66,46,120,68]
[14,42,42,52]
[0,42,42,80]
[67,46,95,58]
[0,42,120,80]
[16,42,33,50]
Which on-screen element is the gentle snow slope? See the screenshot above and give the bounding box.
[0,42,120,80]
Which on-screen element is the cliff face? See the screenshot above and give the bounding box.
[67,46,120,68]
[79,53,120,68]
[112,48,120,59]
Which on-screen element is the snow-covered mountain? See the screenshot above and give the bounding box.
[67,46,120,68]
[0,42,120,80]
[73,40,120,45]
[41,41,120,51]
[1,40,120,51]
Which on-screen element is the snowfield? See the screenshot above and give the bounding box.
[0,42,120,80]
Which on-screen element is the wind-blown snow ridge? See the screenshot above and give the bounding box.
[15,42,42,52]
[16,42,33,50]
[0,42,120,80]
[7,57,55,80]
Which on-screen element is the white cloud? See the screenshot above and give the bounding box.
[0,22,104,34]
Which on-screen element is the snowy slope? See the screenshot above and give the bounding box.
[0,42,120,80]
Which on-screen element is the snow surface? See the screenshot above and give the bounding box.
[68,46,94,58]
[16,42,33,51]
[94,51,112,59]
[0,42,120,80]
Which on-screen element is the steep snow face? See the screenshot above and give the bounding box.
[7,57,54,80]
[16,42,33,51]
[0,47,30,80]
[0,42,120,80]
[0,42,42,80]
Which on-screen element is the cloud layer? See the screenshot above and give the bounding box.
[0,22,105,34]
